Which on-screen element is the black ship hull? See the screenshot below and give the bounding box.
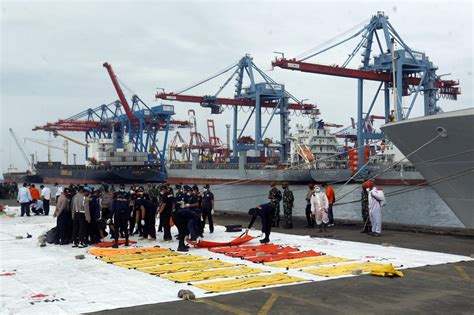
[35,162,166,184]
[2,172,43,183]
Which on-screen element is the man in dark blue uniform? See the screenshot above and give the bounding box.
[109,191,132,248]
[135,188,157,240]
[157,185,173,241]
[201,184,214,233]
[246,203,274,244]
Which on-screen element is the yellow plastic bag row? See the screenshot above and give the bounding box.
[100,251,180,263]
[160,266,266,283]
[88,247,168,257]
[265,255,353,269]
[193,273,306,293]
[114,255,207,269]
[138,260,233,275]
[305,262,398,277]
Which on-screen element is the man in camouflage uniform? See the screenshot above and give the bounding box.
[268,182,282,227]
[361,183,371,233]
[282,182,294,229]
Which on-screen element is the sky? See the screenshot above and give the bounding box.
[1,0,472,176]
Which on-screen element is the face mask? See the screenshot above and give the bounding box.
[315,188,321,193]
[187,192,192,196]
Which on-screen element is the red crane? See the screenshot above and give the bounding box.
[103,62,136,122]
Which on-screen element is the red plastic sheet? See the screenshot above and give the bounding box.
[209,244,280,254]
[188,234,254,248]
[227,246,299,258]
[92,240,137,248]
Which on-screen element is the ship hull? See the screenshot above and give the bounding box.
[381,108,474,229]
[2,172,43,183]
[36,162,166,184]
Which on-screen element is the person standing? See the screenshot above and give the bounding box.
[360,182,371,233]
[305,184,315,228]
[109,190,132,248]
[53,188,70,244]
[268,182,282,227]
[310,185,329,232]
[136,190,157,241]
[157,185,173,242]
[201,184,214,233]
[282,182,294,229]
[322,183,335,226]
[17,183,32,217]
[54,183,63,204]
[40,185,51,216]
[246,203,274,244]
[367,182,385,237]
[71,188,91,248]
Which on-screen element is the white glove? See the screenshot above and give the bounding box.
[106,219,112,225]
[141,219,145,226]
[211,209,215,215]
[130,212,134,218]
[184,203,190,208]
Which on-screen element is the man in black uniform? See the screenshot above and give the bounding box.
[246,203,274,244]
[109,191,131,248]
[136,188,157,241]
[201,184,214,233]
[158,185,173,241]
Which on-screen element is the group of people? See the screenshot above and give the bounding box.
[51,182,215,251]
[16,183,53,216]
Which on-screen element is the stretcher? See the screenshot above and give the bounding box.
[246,250,323,263]
[160,266,266,283]
[265,255,353,269]
[114,255,207,269]
[99,251,180,263]
[304,262,399,277]
[92,240,137,248]
[209,244,280,254]
[193,273,306,293]
[227,246,299,258]
[188,234,254,248]
[87,247,167,257]
[138,260,233,275]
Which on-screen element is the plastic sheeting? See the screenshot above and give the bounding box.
[114,255,207,269]
[88,247,168,257]
[160,266,266,283]
[193,273,306,293]
[305,262,399,277]
[138,260,233,275]
[265,255,353,268]
[246,250,323,263]
[188,234,254,248]
[99,251,180,263]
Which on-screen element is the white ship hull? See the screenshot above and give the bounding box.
[381,108,474,228]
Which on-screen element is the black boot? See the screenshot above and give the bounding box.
[260,238,270,244]
[112,241,119,248]
[318,224,323,233]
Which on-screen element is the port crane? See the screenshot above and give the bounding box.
[272,12,460,168]
[156,55,316,161]
[24,138,69,164]
[9,128,34,171]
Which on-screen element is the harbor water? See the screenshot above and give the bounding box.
[212,184,464,228]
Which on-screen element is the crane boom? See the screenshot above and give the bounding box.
[9,128,32,170]
[103,62,135,122]
[52,131,87,147]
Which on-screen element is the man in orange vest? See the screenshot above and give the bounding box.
[322,183,336,226]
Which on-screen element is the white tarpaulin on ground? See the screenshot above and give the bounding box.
[0,206,472,314]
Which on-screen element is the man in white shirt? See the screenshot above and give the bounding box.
[17,182,32,217]
[41,185,51,216]
[54,183,63,204]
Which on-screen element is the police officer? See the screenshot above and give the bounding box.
[173,185,198,251]
[268,182,282,227]
[53,188,70,245]
[201,184,214,233]
[182,185,201,239]
[157,185,173,241]
[136,188,157,241]
[109,190,132,248]
[246,203,274,244]
[282,182,294,229]
[174,184,185,211]
[192,185,204,237]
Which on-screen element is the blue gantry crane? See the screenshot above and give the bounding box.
[157,55,315,161]
[272,11,460,169]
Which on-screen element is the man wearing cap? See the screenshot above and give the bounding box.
[246,203,274,244]
[157,185,173,241]
[54,188,70,244]
[71,187,91,248]
[136,188,157,241]
[361,181,371,233]
[282,182,294,229]
[268,182,282,227]
[109,190,132,248]
[201,184,215,233]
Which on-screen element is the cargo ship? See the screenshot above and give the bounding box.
[381,108,474,229]
[35,138,167,184]
[2,167,43,183]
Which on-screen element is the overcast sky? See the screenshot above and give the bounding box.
[1,0,472,176]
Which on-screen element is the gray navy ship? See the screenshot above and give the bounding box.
[381,108,474,229]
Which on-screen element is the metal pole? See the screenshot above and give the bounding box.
[357,79,364,170]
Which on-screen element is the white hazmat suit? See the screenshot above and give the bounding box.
[368,187,385,234]
[310,189,329,226]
